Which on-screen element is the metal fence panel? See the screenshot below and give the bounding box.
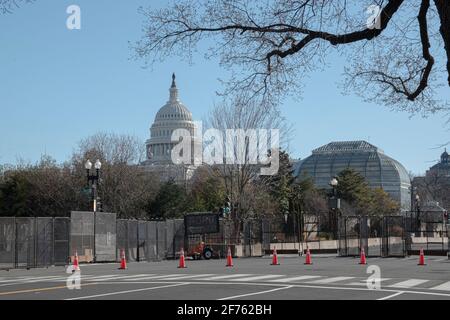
[172,219,185,258]
[15,217,36,268]
[54,217,70,266]
[116,219,127,261]
[367,216,382,257]
[127,220,138,262]
[156,221,166,260]
[345,216,361,256]
[138,221,147,262]
[36,217,53,267]
[0,217,15,270]
[337,217,346,256]
[383,216,406,257]
[165,220,177,259]
[147,221,158,261]
[95,212,116,262]
[70,211,94,263]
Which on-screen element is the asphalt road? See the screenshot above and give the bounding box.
[0,254,449,300]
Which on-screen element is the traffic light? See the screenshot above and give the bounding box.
[223,197,231,218]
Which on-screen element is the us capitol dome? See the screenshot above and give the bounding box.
[141,74,201,181]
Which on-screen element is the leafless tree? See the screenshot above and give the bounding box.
[134,0,449,114]
[71,132,159,218]
[415,172,450,210]
[205,96,292,224]
[1,0,34,14]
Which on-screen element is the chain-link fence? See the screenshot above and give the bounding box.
[0,218,15,270]
[53,217,70,266]
[15,218,36,269]
[0,217,71,269]
[35,217,53,267]
[70,211,94,263]
[95,212,116,262]
[3,211,446,270]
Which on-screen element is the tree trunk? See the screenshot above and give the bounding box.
[434,0,450,85]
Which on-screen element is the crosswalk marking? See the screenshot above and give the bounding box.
[268,275,322,283]
[233,275,285,282]
[158,274,215,280]
[388,279,430,288]
[0,275,63,283]
[95,274,151,281]
[306,276,355,284]
[346,279,391,286]
[127,274,189,281]
[2,272,450,294]
[430,281,450,291]
[200,274,253,281]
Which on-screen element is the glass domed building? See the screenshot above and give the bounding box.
[293,141,411,211]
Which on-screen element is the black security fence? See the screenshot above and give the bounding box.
[338,215,405,257]
[404,211,448,254]
[338,213,449,257]
[0,217,70,270]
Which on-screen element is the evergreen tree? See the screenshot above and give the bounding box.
[147,179,186,219]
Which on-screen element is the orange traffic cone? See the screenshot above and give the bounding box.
[178,248,187,268]
[271,248,280,265]
[226,247,234,267]
[359,247,367,265]
[418,248,426,266]
[119,249,127,270]
[73,251,80,271]
[304,247,312,265]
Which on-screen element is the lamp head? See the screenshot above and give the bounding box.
[85,160,92,170]
[94,159,102,170]
[330,177,338,187]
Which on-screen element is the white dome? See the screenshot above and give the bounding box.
[155,101,193,122]
[144,74,199,165]
[153,73,193,122]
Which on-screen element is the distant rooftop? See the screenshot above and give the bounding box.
[312,140,384,154]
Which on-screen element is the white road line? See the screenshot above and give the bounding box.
[0,276,72,286]
[81,274,124,280]
[268,275,322,283]
[232,275,285,282]
[201,274,253,281]
[92,280,450,298]
[95,274,152,281]
[346,279,391,286]
[128,274,191,281]
[65,282,190,300]
[306,276,355,284]
[378,291,405,300]
[430,281,450,291]
[0,275,62,283]
[218,285,293,300]
[158,274,215,280]
[387,279,430,288]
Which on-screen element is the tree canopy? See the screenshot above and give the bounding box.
[135,0,449,114]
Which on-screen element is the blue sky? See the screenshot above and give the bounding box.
[0,0,448,175]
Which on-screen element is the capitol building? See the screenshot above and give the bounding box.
[140,74,200,181]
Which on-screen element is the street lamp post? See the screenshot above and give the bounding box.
[415,194,421,236]
[85,159,101,263]
[85,159,102,212]
[329,177,340,239]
